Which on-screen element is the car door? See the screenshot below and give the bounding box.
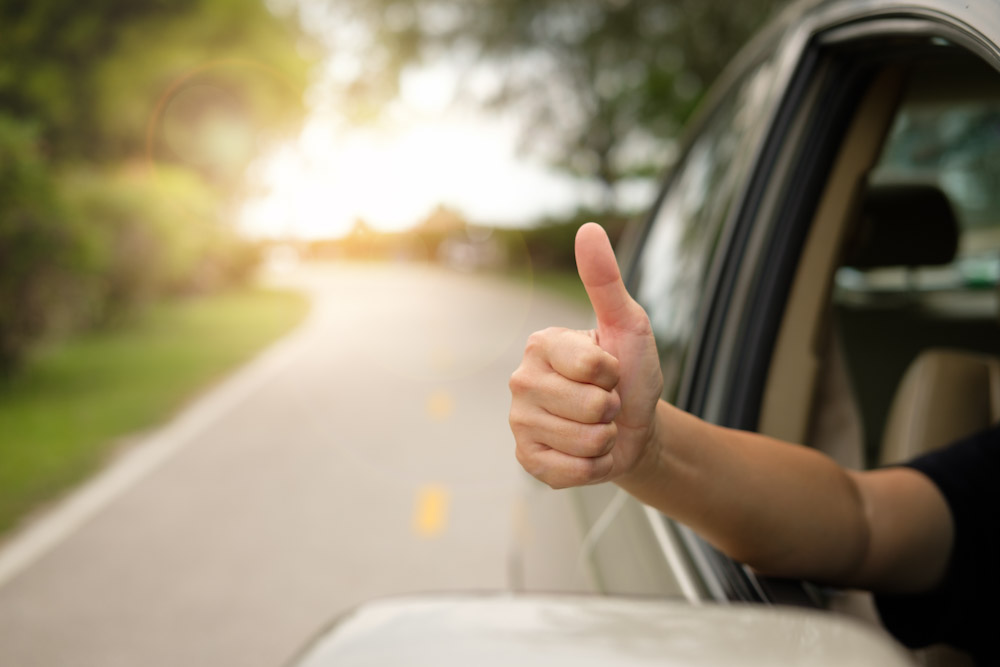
[518,0,1000,634]
[699,5,1000,617]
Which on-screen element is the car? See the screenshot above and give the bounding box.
[294,0,1000,664]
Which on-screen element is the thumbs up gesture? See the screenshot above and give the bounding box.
[509,223,664,488]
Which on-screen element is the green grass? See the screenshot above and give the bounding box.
[0,287,309,536]
[504,266,591,306]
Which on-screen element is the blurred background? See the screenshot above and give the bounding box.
[0,0,785,664]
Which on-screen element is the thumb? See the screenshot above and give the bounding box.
[575,222,640,331]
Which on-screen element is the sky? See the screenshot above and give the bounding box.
[238,61,606,240]
[239,0,670,241]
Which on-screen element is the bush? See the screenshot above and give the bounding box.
[0,125,262,374]
[61,164,261,324]
[495,211,629,273]
[0,117,98,374]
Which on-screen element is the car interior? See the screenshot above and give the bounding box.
[757,43,1000,667]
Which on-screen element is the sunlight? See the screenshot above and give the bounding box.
[239,111,590,240]
[237,55,610,240]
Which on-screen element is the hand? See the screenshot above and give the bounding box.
[509,223,664,488]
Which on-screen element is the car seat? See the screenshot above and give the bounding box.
[876,348,998,667]
[880,348,1000,465]
[820,182,991,667]
[835,181,965,462]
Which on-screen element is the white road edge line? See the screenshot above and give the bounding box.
[0,306,315,590]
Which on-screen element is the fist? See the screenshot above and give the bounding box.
[509,223,663,489]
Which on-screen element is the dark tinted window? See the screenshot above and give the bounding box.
[830,52,1000,458]
[836,56,1000,301]
[629,57,778,401]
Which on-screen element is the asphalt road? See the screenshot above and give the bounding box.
[0,261,593,667]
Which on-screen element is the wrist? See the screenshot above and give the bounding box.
[618,399,670,490]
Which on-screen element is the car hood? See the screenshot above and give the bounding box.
[291,593,914,666]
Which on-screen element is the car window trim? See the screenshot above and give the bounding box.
[636,10,1000,609]
[819,14,1000,70]
[704,19,998,606]
[678,44,845,607]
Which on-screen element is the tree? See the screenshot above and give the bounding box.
[0,118,93,373]
[313,0,789,211]
[0,0,314,372]
[0,0,311,168]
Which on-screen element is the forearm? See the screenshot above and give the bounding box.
[617,401,872,585]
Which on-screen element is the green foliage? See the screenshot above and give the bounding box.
[494,211,628,273]
[0,0,311,166]
[0,122,265,371]
[0,117,96,373]
[0,0,197,160]
[60,165,261,324]
[96,0,312,188]
[0,0,312,372]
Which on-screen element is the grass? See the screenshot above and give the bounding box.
[0,286,309,537]
[504,266,591,306]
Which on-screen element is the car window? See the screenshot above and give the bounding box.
[629,56,777,403]
[835,58,1000,305]
[829,53,1000,461]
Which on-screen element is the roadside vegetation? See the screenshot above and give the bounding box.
[0,0,311,536]
[0,286,308,537]
[290,209,627,307]
[0,0,312,373]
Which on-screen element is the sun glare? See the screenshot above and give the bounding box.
[239,109,590,240]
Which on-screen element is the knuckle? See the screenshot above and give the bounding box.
[587,454,614,483]
[582,389,617,423]
[525,328,558,353]
[508,368,529,393]
[551,463,587,489]
[507,406,530,431]
[573,350,603,380]
[514,443,530,468]
[581,423,616,457]
[515,445,545,481]
[535,467,558,488]
[581,391,607,421]
[530,451,614,490]
[545,475,568,490]
[569,455,611,486]
[606,355,621,382]
[607,390,622,418]
[605,422,619,450]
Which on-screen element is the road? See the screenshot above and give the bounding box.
[0,261,593,667]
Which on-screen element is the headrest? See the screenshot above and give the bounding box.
[843,183,959,269]
[880,349,1000,465]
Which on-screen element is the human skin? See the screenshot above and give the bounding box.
[508,222,953,593]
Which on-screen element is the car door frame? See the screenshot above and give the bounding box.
[636,0,1000,606]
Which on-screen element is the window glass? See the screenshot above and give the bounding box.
[830,53,1000,461]
[630,57,777,401]
[835,58,1000,302]
[881,107,1000,234]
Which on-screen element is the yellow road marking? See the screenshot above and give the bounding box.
[425,390,455,421]
[413,485,450,538]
